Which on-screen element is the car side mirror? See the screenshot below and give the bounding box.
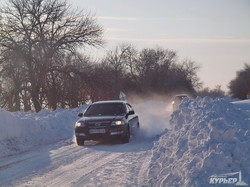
[128,111,135,115]
[126,110,135,118]
[78,113,83,117]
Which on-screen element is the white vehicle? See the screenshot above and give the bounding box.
[172,94,189,110]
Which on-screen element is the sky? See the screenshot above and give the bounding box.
[71,0,250,91]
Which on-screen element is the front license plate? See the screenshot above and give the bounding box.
[89,129,106,134]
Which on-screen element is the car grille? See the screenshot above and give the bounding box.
[85,121,111,127]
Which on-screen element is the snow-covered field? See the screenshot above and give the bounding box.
[0,97,250,186]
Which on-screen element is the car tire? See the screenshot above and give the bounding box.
[121,126,130,144]
[76,138,85,146]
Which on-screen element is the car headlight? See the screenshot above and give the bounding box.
[111,120,125,126]
[75,121,85,127]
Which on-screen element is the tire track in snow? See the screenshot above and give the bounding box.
[137,151,152,186]
[73,152,124,186]
[0,154,39,171]
[2,138,155,187]
[73,144,153,186]
[17,150,123,187]
[0,144,91,186]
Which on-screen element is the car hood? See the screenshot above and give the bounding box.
[78,115,124,122]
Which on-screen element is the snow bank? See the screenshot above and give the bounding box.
[0,106,88,158]
[233,99,250,111]
[148,97,250,187]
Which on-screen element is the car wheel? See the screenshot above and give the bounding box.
[76,138,85,146]
[121,126,130,144]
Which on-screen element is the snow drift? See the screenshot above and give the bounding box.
[148,97,250,186]
[0,106,87,158]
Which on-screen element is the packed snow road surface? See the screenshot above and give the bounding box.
[0,139,153,186]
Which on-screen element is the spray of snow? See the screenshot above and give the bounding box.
[133,100,171,138]
[129,94,172,139]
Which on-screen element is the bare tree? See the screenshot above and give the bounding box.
[0,50,29,111]
[0,0,103,111]
[229,63,250,99]
[178,59,201,90]
[102,44,135,97]
[134,48,177,92]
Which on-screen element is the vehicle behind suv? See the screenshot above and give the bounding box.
[75,100,139,145]
[172,94,189,110]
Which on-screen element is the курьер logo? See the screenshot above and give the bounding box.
[209,171,248,186]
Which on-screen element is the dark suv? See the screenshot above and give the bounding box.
[75,100,139,145]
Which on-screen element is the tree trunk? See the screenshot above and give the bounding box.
[14,92,21,111]
[31,91,42,112]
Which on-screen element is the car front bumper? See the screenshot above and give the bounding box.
[75,125,126,141]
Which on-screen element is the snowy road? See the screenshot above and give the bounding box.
[0,138,154,187]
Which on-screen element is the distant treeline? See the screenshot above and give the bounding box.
[0,43,201,111]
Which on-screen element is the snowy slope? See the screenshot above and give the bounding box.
[148,97,250,186]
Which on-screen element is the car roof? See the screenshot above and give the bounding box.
[175,94,188,97]
[92,100,128,105]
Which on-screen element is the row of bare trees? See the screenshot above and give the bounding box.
[4,0,244,112]
[100,45,201,98]
[0,43,201,112]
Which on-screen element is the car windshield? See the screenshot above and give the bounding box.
[175,96,188,100]
[84,103,126,117]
